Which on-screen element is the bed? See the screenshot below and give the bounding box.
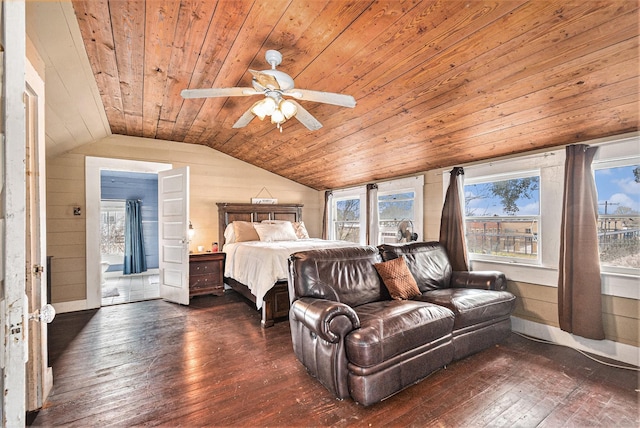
[217,202,357,328]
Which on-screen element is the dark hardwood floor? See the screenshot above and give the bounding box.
[31,292,638,427]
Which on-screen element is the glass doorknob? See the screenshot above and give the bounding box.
[29,304,56,324]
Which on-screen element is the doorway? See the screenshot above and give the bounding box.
[100,201,161,305]
[99,170,161,305]
[85,157,172,309]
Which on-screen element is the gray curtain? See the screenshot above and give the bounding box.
[439,167,469,271]
[322,190,332,240]
[558,145,604,340]
[366,183,379,245]
[124,199,147,275]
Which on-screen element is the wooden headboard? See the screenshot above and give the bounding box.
[217,202,303,247]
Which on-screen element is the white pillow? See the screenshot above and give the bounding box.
[254,222,298,242]
[223,223,236,244]
[261,220,310,239]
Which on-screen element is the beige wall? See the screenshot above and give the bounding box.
[46,135,322,303]
[423,169,444,241]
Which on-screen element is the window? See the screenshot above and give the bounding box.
[594,159,640,274]
[458,134,637,299]
[329,187,367,244]
[464,172,540,263]
[333,197,363,243]
[100,200,126,259]
[378,191,416,243]
[328,176,423,245]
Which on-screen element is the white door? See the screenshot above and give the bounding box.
[158,167,190,305]
[25,59,53,411]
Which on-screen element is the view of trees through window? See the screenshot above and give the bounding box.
[464,176,540,260]
[594,164,639,269]
[334,198,361,243]
[100,200,126,257]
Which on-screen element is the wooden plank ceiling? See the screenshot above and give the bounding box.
[71,0,638,190]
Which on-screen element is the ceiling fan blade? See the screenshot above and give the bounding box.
[289,100,322,131]
[181,87,260,99]
[232,108,256,129]
[249,69,280,90]
[285,89,356,108]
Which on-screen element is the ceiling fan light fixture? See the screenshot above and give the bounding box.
[271,108,285,124]
[280,99,297,119]
[251,97,277,119]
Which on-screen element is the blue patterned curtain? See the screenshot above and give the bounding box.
[124,199,147,274]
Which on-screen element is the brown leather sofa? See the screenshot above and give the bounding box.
[287,242,516,406]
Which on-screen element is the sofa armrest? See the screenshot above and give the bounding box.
[290,297,360,343]
[451,271,507,291]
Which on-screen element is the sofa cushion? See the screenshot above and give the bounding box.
[416,288,516,330]
[374,256,421,300]
[379,242,453,291]
[345,300,454,367]
[288,246,386,307]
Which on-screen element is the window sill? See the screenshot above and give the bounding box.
[469,259,638,300]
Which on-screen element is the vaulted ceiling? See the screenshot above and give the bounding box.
[30,1,639,190]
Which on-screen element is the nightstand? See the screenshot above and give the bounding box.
[189,252,226,297]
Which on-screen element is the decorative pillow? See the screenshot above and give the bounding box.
[233,221,260,242]
[261,220,310,239]
[254,222,298,242]
[292,221,310,239]
[374,256,421,300]
[223,223,236,244]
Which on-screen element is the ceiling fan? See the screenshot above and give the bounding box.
[181,50,356,132]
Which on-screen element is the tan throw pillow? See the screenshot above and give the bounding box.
[292,221,310,239]
[374,256,421,300]
[233,221,260,242]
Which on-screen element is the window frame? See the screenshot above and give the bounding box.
[329,186,367,245]
[456,133,638,300]
[328,176,424,246]
[374,176,424,246]
[463,170,542,265]
[592,155,640,277]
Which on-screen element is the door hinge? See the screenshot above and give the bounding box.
[33,264,44,278]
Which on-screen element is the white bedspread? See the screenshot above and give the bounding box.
[223,239,358,309]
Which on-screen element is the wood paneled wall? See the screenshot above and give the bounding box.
[509,281,639,348]
[46,140,637,351]
[46,135,322,304]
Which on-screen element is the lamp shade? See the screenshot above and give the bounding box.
[280,99,297,119]
[271,108,285,124]
[251,97,277,119]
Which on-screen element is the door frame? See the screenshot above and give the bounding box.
[85,157,171,309]
[2,0,28,423]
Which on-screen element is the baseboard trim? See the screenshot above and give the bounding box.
[511,317,639,367]
[52,299,94,314]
